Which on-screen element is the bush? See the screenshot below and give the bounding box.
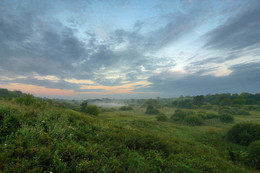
[171,109,192,121]
[227,122,260,146]
[219,114,234,123]
[120,106,133,111]
[156,114,168,122]
[219,107,235,115]
[205,113,219,119]
[196,111,206,119]
[15,94,35,105]
[201,104,212,110]
[248,140,260,169]
[85,105,100,116]
[145,105,159,115]
[236,109,250,115]
[184,115,203,126]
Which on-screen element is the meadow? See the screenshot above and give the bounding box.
[0,91,260,172]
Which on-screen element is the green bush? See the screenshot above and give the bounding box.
[145,105,159,115]
[236,109,250,115]
[227,122,260,146]
[156,114,168,122]
[85,105,100,116]
[170,109,193,121]
[219,114,234,123]
[219,107,235,115]
[196,111,206,119]
[205,113,219,119]
[184,115,203,126]
[248,140,260,169]
[15,94,35,105]
[120,106,134,111]
[0,113,20,138]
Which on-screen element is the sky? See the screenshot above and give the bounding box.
[0,0,259,99]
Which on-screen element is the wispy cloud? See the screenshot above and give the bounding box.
[64,78,95,84]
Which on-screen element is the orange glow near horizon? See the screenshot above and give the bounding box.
[0,81,152,97]
[0,83,76,96]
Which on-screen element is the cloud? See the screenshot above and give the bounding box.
[34,75,60,82]
[0,1,258,98]
[64,78,95,84]
[204,1,260,50]
[140,62,260,97]
[80,80,152,94]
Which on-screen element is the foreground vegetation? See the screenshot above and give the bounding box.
[0,90,260,172]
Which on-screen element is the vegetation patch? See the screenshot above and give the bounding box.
[227,122,260,146]
[120,106,134,111]
[156,113,168,122]
[219,113,234,123]
[184,115,203,126]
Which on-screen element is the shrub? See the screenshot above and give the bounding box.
[219,107,235,115]
[227,122,260,146]
[156,113,168,122]
[236,109,250,115]
[85,105,100,116]
[0,114,20,138]
[201,104,212,110]
[15,94,35,105]
[219,114,234,123]
[145,105,159,115]
[184,115,203,126]
[120,106,133,111]
[205,113,219,119]
[171,109,189,121]
[248,140,260,169]
[196,111,206,119]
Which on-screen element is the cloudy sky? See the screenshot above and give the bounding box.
[0,0,259,99]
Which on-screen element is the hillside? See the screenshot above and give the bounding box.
[0,95,260,172]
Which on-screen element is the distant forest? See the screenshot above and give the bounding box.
[1,88,260,108]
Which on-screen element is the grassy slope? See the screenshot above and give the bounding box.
[0,100,258,172]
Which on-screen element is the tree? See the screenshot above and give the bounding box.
[85,105,100,116]
[80,100,88,112]
[145,105,159,115]
[193,95,205,107]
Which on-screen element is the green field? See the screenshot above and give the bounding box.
[0,96,260,172]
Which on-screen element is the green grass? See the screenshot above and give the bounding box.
[0,100,259,172]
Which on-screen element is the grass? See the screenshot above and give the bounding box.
[0,99,259,172]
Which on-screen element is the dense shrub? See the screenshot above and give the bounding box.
[201,104,212,110]
[15,94,35,105]
[120,106,134,111]
[219,107,235,115]
[196,111,206,119]
[0,99,256,172]
[236,109,250,115]
[0,107,20,140]
[145,105,159,115]
[248,140,260,169]
[170,109,193,121]
[227,122,260,146]
[156,113,168,122]
[184,115,203,126]
[84,105,100,116]
[219,114,234,123]
[205,113,219,119]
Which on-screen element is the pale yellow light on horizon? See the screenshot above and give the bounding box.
[34,75,60,82]
[80,80,152,91]
[64,78,95,84]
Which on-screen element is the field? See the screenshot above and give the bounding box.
[0,95,260,172]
